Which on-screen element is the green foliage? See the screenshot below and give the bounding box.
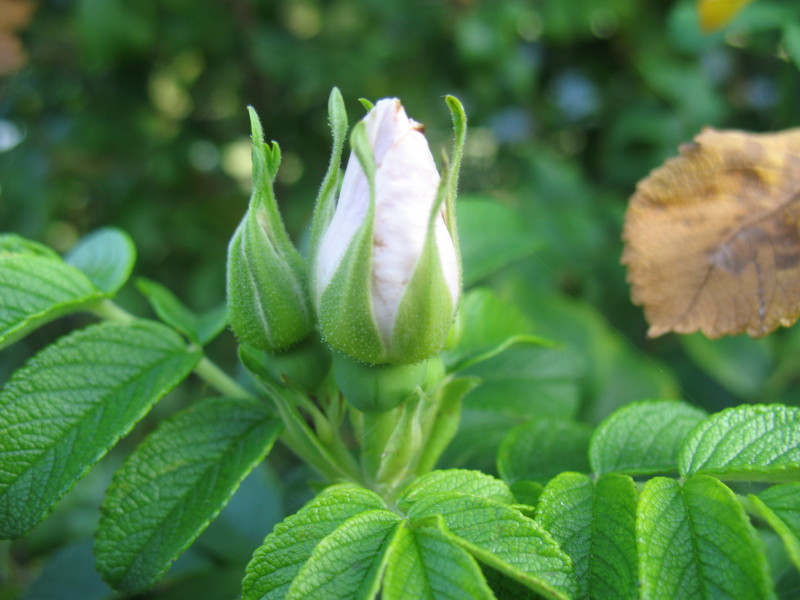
[589,399,707,476]
[0,252,106,350]
[637,475,774,600]
[94,397,281,593]
[137,277,227,345]
[498,417,592,484]
[750,484,800,570]
[0,320,201,538]
[679,405,800,481]
[535,473,638,600]
[65,227,136,294]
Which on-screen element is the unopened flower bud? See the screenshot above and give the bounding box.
[314,98,465,365]
[226,108,312,352]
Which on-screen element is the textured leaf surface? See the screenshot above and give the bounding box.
[0,254,105,350]
[750,483,800,570]
[398,469,514,511]
[95,397,281,593]
[66,227,136,294]
[382,523,495,600]
[0,320,201,538]
[590,400,707,476]
[637,475,774,600]
[498,417,591,484]
[622,127,800,338]
[535,473,638,600]
[286,509,400,600]
[679,404,800,481]
[409,493,577,600]
[242,484,385,600]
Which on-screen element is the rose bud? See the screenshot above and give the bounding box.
[313,97,465,365]
[226,107,313,352]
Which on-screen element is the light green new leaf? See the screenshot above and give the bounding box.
[498,417,592,484]
[637,475,774,600]
[66,227,136,294]
[749,483,800,570]
[382,522,495,600]
[679,404,800,482]
[590,400,707,476]
[286,509,401,600]
[783,22,800,70]
[0,254,106,350]
[409,493,577,600]
[241,484,386,600]
[0,320,201,539]
[137,278,227,345]
[95,397,281,593]
[535,473,638,600]
[398,469,515,511]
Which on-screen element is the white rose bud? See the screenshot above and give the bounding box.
[313,98,464,365]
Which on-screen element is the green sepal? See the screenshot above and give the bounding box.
[359,98,375,111]
[308,87,348,270]
[391,169,457,364]
[226,107,312,352]
[318,120,385,363]
[444,95,467,263]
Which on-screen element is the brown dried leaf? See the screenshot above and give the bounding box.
[622,127,800,339]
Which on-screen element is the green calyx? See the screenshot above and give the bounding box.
[333,352,428,413]
[226,107,312,353]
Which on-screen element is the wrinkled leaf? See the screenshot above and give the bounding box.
[0,320,201,539]
[241,484,385,600]
[383,523,495,600]
[679,404,800,481]
[95,397,281,593]
[622,127,800,338]
[590,400,707,476]
[0,254,106,350]
[398,469,515,511]
[408,493,577,600]
[637,475,774,599]
[536,473,638,600]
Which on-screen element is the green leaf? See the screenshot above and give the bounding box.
[95,397,281,593]
[137,277,227,345]
[408,493,577,600]
[457,196,540,286]
[286,509,401,600]
[241,484,386,600]
[443,288,551,372]
[637,475,774,600]
[590,400,707,476]
[398,469,515,511]
[66,227,136,294]
[0,233,59,259]
[383,522,495,600]
[0,320,201,539]
[0,254,106,350]
[749,484,800,570]
[535,473,638,600]
[679,404,800,482]
[498,417,591,485]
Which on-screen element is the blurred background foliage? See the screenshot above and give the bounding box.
[2,0,800,598]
